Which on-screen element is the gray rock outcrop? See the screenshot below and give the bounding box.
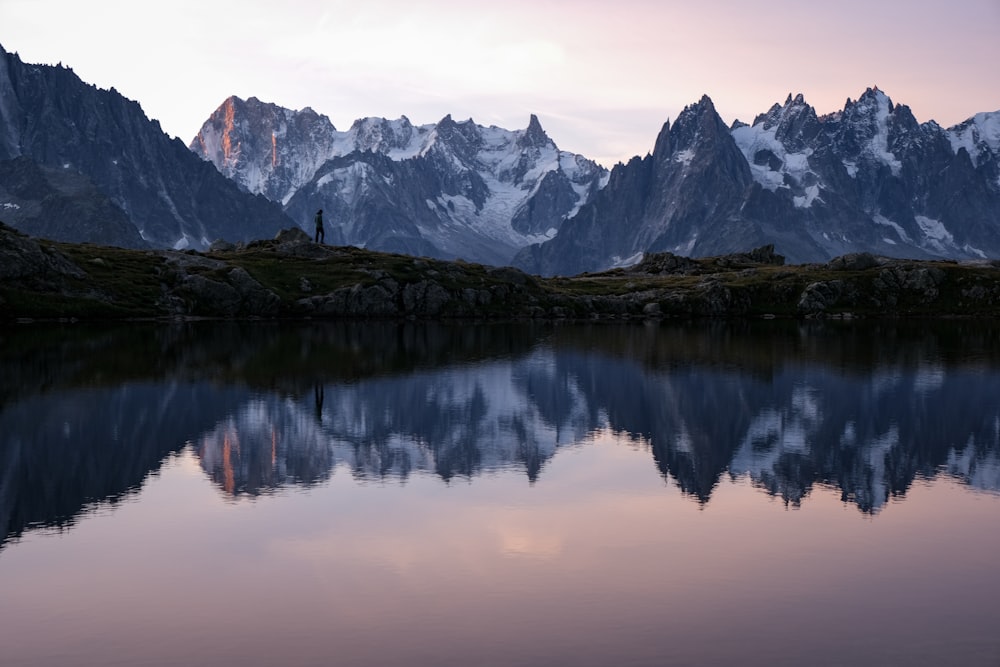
[0,221,84,283]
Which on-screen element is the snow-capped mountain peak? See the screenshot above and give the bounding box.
[834,86,904,175]
[191,95,342,204]
[514,88,1000,276]
[517,113,552,149]
[948,110,1000,164]
[190,97,607,265]
[347,115,421,157]
[732,92,820,200]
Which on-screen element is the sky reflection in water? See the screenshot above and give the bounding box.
[0,320,998,667]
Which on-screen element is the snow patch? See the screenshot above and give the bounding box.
[915,215,954,250]
[868,93,903,176]
[609,251,644,269]
[873,214,911,243]
[793,184,822,209]
[963,244,988,259]
[437,194,476,219]
[1,202,20,210]
[947,110,1000,163]
[674,149,695,166]
[680,235,698,255]
[732,122,815,192]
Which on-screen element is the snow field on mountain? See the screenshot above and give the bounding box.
[190,90,1000,269]
[863,91,903,176]
[873,214,911,243]
[731,122,818,201]
[947,111,1000,163]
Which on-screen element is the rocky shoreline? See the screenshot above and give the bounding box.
[4,223,1000,322]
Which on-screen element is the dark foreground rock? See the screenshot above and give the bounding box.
[4,223,1000,321]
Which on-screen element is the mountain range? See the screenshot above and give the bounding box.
[515,91,1000,274]
[1,42,999,273]
[189,96,607,265]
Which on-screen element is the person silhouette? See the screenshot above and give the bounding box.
[314,382,325,422]
[314,209,325,244]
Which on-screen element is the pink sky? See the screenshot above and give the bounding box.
[2,0,999,166]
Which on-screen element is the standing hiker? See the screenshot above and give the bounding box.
[314,209,325,244]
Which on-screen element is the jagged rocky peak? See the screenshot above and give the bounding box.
[752,102,785,128]
[429,114,483,162]
[753,93,811,127]
[825,86,907,168]
[652,119,672,158]
[516,114,552,149]
[677,94,720,125]
[188,94,345,204]
[859,85,892,108]
[766,93,820,151]
[841,86,895,128]
[683,94,717,117]
[890,102,918,128]
[349,115,415,153]
[193,95,337,155]
[885,102,923,155]
[947,111,1000,163]
[669,94,729,153]
[434,114,480,138]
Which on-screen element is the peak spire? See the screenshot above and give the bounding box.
[518,113,551,148]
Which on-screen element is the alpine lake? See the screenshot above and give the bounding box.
[1,319,998,667]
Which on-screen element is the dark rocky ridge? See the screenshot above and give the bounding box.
[0,44,293,249]
[6,222,1000,322]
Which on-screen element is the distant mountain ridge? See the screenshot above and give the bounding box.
[190,96,608,265]
[1,41,998,271]
[0,43,293,249]
[515,89,1000,275]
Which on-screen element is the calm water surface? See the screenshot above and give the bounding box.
[1,320,999,667]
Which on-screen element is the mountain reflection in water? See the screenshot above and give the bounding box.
[2,320,999,549]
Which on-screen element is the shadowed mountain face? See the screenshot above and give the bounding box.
[514,90,1000,275]
[0,45,293,250]
[0,156,146,248]
[2,321,999,548]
